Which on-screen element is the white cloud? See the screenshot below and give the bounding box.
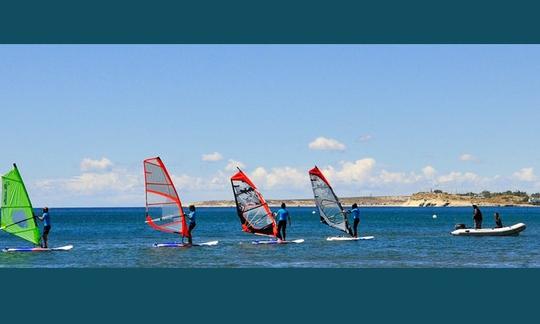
[359,134,373,142]
[225,159,246,171]
[250,166,307,189]
[437,171,481,184]
[422,166,437,178]
[35,169,140,195]
[68,171,138,193]
[460,154,478,162]
[513,168,536,182]
[201,152,223,162]
[80,157,113,171]
[172,174,206,191]
[322,158,376,184]
[377,170,422,184]
[32,158,142,206]
[209,172,229,188]
[171,170,229,192]
[308,137,346,151]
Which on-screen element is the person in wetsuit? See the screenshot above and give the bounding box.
[349,203,361,238]
[473,205,483,229]
[186,205,196,245]
[494,212,503,228]
[37,207,51,248]
[275,203,291,241]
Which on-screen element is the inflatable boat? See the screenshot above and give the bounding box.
[451,223,526,236]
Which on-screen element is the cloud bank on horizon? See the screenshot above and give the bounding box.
[29,154,540,207]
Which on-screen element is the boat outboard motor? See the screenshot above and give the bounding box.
[454,224,467,230]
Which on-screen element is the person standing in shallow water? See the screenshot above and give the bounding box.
[348,203,361,238]
[37,207,51,248]
[473,205,483,229]
[275,203,291,241]
[186,205,196,245]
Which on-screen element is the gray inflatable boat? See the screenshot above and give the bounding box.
[451,223,526,236]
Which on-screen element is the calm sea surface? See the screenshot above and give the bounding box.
[1,207,538,268]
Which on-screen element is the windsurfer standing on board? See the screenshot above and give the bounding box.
[275,203,291,242]
[186,205,197,245]
[494,212,503,228]
[347,203,361,238]
[37,207,51,248]
[473,205,483,229]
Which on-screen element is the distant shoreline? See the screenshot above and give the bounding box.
[193,192,540,208]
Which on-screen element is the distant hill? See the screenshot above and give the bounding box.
[403,191,533,207]
[192,191,538,207]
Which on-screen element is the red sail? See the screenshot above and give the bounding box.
[143,157,188,237]
[230,169,277,237]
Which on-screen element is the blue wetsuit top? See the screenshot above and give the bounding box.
[276,208,289,222]
[350,208,360,220]
[42,212,51,227]
[187,211,196,224]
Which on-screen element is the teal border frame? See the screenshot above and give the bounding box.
[1,1,538,322]
[1,0,540,43]
[2,269,538,323]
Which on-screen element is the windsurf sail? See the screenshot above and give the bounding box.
[143,157,188,237]
[1,164,41,245]
[309,166,353,236]
[230,168,277,237]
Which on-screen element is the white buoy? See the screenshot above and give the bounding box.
[433,214,438,219]
[312,211,316,214]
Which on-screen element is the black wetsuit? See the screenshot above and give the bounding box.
[276,208,289,241]
[188,223,196,244]
[495,217,503,228]
[187,211,196,244]
[351,208,361,237]
[353,219,360,237]
[277,221,287,241]
[473,208,483,229]
[40,212,51,248]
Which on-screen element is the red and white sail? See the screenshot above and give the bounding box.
[230,168,277,237]
[143,157,188,237]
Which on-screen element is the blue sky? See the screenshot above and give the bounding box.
[1,45,539,206]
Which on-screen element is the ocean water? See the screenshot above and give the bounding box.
[0,207,538,268]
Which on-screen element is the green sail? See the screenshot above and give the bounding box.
[1,164,41,245]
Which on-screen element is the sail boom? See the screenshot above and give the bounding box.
[145,215,182,223]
